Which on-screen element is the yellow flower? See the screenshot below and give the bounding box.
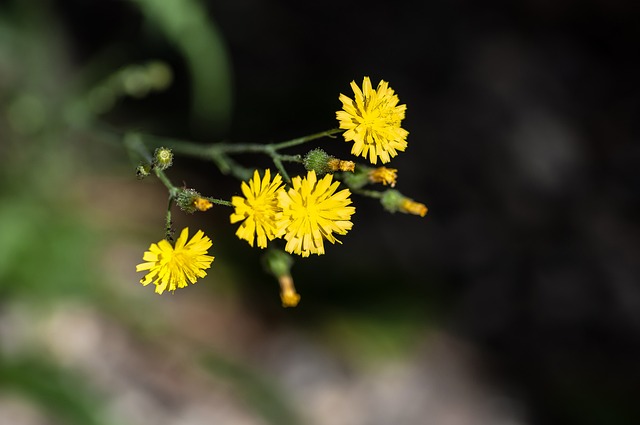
[193,197,213,211]
[277,170,355,257]
[368,167,398,187]
[136,228,214,294]
[336,77,408,164]
[230,169,284,248]
[400,198,428,217]
[327,158,356,172]
[278,275,301,307]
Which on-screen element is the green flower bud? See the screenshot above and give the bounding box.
[175,188,201,213]
[262,248,294,278]
[154,147,173,170]
[303,148,332,175]
[341,165,370,189]
[381,189,428,217]
[262,249,300,308]
[380,189,405,213]
[136,162,152,179]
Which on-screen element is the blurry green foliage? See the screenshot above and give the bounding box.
[0,357,111,425]
[131,0,233,135]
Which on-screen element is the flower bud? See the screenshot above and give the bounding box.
[136,162,152,179]
[303,148,332,175]
[262,249,300,307]
[175,188,201,213]
[304,149,355,176]
[381,190,428,217]
[154,147,173,170]
[193,197,213,212]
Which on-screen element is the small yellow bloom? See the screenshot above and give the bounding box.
[277,170,355,257]
[336,77,408,164]
[400,199,428,217]
[230,169,284,248]
[380,189,428,217]
[368,167,397,187]
[279,275,300,307]
[327,158,356,172]
[136,228,214,294]
[193,197,213,211]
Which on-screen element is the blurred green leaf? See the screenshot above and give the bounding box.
[132,0,233,136]
[202,353,302,425]
[0,356,112,425]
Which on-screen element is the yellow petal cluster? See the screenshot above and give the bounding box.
[277,170,355,257]
[400,198,428,217]
[136,228,214,294]
[336,77,408,164]
[230,169,284,248]
[368,167,398,187]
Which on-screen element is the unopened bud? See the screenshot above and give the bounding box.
[175,188,201,213]
[303,148,332,175]
[136,162,152,179]
[154,147,173,170]
[262,249,300,307]
[381,190,428,217]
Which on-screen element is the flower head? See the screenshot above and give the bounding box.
[136,228,214,294]
[336,77,408,164]
[230,169,284,248]
[400,198,428,217]
[193,197,213,211]
[368,167,398,187]
[277,170,355,257]
[279,275,301,307]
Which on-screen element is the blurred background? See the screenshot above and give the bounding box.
[1,0,639,424]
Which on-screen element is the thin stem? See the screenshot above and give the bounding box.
[165,197,174,241]
[155,168,179,197]
[124,132,179,195]
[269,128,342,150]
[271,155,290,183]
[138,128,342,159]
[278,154,303,163]
[354,189,384,199]
[206,197,233,207]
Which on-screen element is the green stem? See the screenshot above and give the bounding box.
[205,197,233,207]
[140,128,341,158]
[271,155,290,183]
[269,128,342,150]
[165,197,174,241]
[123,132,179,196]
[278,154,303,163]
[354,189,384,199]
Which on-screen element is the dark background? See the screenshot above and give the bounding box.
[6,0,640,424]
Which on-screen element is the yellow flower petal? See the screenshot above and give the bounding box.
[336,77,408,164]
[277,170,355,257]
[230,169,284,248]
[136,228,214,294]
